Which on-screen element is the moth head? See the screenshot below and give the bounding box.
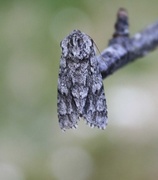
[60,30,94,60]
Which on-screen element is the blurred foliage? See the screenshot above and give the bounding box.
[0,0,158,180]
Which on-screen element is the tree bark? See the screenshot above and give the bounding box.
[98,9,158,79]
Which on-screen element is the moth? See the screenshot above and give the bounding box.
[57,30,108,130]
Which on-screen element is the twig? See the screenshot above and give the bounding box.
[99,8,158,79]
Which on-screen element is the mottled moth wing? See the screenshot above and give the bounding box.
[57,30,108,130]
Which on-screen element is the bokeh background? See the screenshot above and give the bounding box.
[1,0,158,179]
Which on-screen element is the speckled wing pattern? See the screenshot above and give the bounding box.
[57,30,108,130]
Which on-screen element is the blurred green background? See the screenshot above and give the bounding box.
[1,0,158,179]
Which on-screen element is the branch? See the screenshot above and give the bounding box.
[99,8,158,79]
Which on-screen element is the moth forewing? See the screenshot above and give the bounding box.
[58,30,108,130]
